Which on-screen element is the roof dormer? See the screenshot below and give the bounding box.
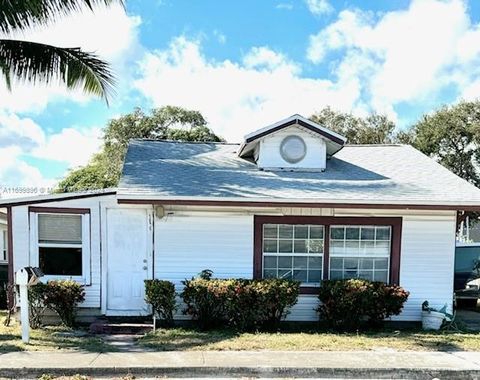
[238,114,347,171]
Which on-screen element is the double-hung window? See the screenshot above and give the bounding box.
[329,225,391,282]
[0,229,7,263]
[257,217,400,288]
[33,212,90,282]
[262,224,324,285]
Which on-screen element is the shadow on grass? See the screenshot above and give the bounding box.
[138,324,480,352]
[139,328,238,351]
[29,328,119,353]
[0,326,119,353]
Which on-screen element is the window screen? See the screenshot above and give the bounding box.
[38,214,82,244]
[37,214,83,276]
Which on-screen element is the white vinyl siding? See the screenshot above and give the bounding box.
[154,214,254,285]
[394,216,456,321]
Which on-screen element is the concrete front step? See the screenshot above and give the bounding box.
[89,318,153,335]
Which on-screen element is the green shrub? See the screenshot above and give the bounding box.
[255,278,300,328]
[317,279,409,331]
[28,283,48,329]
[181,272,300,331]
[43,280,85,327]
[181,277,227,330]
[145,279,176,326]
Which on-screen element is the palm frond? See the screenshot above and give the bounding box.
[0,39,115,102]
[0,0,124,34]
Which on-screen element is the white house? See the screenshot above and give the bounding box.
[3,114,480,322]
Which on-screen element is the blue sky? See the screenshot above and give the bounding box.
[1,0,480,193]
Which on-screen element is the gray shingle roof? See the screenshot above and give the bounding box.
[118,139,480,205]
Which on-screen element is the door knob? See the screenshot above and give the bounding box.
[143,266,148,270]
[143,259,147,263]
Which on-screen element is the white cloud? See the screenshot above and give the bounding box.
[0,4,142,192]
[0,3,142,112]
[243,47,299,72]
[0,110,102,191]
[305,0,333,16]
[32,127,103,168]
[0,147,54,193]
[0,112,45,149]
[276,3,294,10]
[307,0,480,113]
[213,30,227,44]
[135,37,361,141]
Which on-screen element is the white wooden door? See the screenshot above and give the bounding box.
[106,208,152,315]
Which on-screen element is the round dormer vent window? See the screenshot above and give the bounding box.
[280,135,307,164]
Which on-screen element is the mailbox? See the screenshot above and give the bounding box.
[15,267,44,343]
[15,267,44,286]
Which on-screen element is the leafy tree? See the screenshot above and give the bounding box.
[0,0,120,101]
[310,107,396,144]
[406,101,480,187]
[57,106,223,191]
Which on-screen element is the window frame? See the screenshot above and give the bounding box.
[254,216,402,294]
[262,224,325,285]
[329,225,392,282]
[0,228,7,263]
[30,208,91,284]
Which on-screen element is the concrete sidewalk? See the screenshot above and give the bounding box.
[1,350,480,378]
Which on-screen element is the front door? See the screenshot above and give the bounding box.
[106,208,152,315]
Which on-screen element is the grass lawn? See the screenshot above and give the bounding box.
[0,311,113,352]
[139,326,480,352]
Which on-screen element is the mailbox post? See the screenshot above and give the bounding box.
[15,267,43,343]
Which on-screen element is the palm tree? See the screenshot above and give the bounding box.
[0,0,122,102]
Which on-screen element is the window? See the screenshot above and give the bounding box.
[280,135,307,164]
[0,229,7,262]
[262,224,324,284]
[329,226,391,282]
[34,213,88,278]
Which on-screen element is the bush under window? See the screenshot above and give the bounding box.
[317,279,409,331]
[28,282,48,328]
[181,271,300,331]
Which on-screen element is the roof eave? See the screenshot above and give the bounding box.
[0,189,117,207]
[115,194,480,211]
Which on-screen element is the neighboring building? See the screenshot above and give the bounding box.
[3,114,480,322]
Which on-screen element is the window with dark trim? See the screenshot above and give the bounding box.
[254,216,402,291]
[329,225,391,282]
[262,224,324,285]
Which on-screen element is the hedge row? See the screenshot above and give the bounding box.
[181,275,300,331]
[145,271,409,331]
